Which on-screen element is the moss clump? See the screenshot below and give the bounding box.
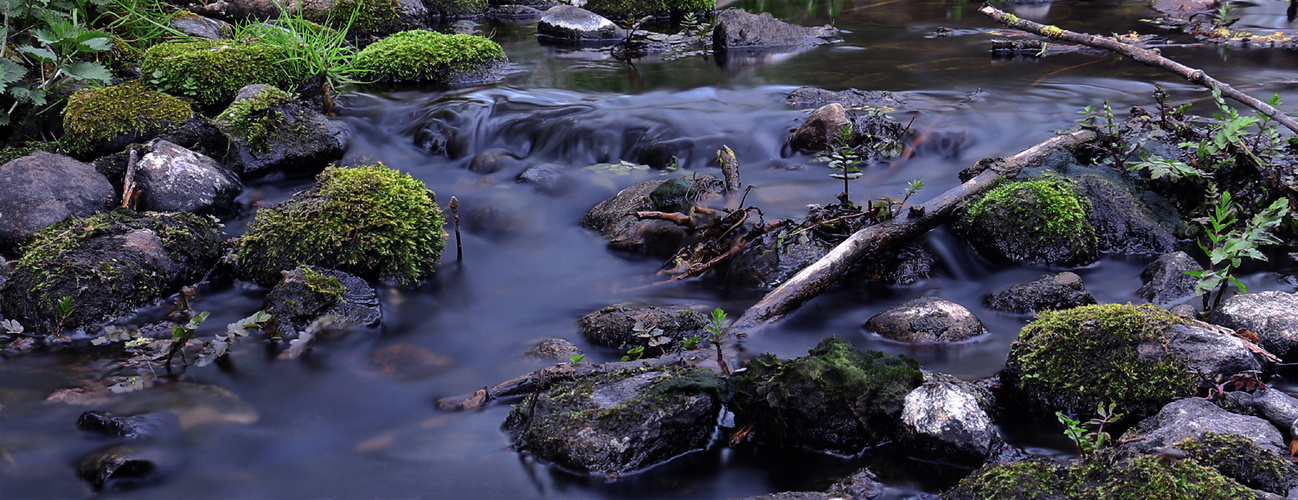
[727,336,924,453]
[1003,303,1195,418]
[321,0,402,35]
[958,174,1097,266]
[62,84,192,154]
[353,30,505,83]
[300,266,345,300]
[237,163,446,286]
[1175,432,1298,494]
[142,40,308,106]
[579,0,713,19]
[425,0,488,18]
[215,85,295,150]
[946,451,1256,499]
[0,141,66,165]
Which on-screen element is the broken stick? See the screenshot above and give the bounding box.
[978,3,1298,135]
[733,128,1099,331]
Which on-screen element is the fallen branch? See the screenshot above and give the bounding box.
[633,210,698,228]
[120,148,139,209]
[978,2,1298,135]
[733,128,1099,331]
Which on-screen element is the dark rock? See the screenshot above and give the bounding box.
[786,87,906,111]
[900,379,1008,465]
[367,344,452,380]
[460,189,534,239]
[1221,388,1298,439]
[413,109,471,159]
[986,272,1096,314]
[524,338,582,359]
[426,0,485,19]
[0,152,114,252]
[537,5,623,42]
[579,303,708,354]
[76,411,181,440]
[947,449,1257,499]
[489,4,544,18]
[581,176,725,257]
[516,163,568,194]
[865,297,986,343]
[0,210,222,334]
[827,468,885,499]
[467,147,523,174]
[857,245,934,285]
[503,366,723,475]
[1209,291,1298,361]
[788,103,848,153]
[728,336,924,454]
[1171,431,1298,495]
[216,84,348,177]
[76,444,177,492]
[1074,175,1177,257]
[1138,251,1203,306]
[169,13,230,39]
[1163,322,1265,379]
[1119,397,1287,457]
[264,265,382,338]
[712,8,836,50]
[954,174,1098,267]
[726,226,832,290]
[135,140,243,214]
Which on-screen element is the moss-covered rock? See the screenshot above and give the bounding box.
[310,0,430,36]
[353,30,507,85]
[579,0,713,20]
[727,336,924,454]
[263,265,383,338]
[944,450,1257,499]
[142,40,309,107]
[62,84,193,157]
[236,163,445,286]
[0,209,222,334]
[955,174,1098,266]
[1175,432,1298,495]
[1000,304,1196,418]
[578,303,709,355]
[214,84,346,176]
[503,366,724,475]
[425,0,487,19]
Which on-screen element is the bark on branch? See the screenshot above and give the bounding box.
[978,2,1298,135]
[733,129,1099,331]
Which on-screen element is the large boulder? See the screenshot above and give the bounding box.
[1221,388,1298,439]
[727,336,924,454]
[986,272,1096,314]
[536,5,623,42]
[215,84,347,177]
[263,265,382,338]
[0,210,223,334]
[142,40,311,107]
[1119,397,1288,457]
[581,175,725,257]
[61,84,196,158]
[1170,431,1298,495]
[503,366,723,475]
[236,164,445,286]
[900,378,1011,465]
[353,30,507,85]
[578,303,708,355]
[1137,251,1203,306]
[1209,291,1298,361]
[712,8,836,50]
[1000,304,1261,419]
[945,450,1255,499]
[134,140,243,214]
[0,152,114,252]
[865,297,987,343]
[1074,175,1177,257]
[954,174,1098,267]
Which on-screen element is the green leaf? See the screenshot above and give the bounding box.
[0,59,27,93]
[18,46,56,63]
[79,36,113,52]
[62,61,112,83]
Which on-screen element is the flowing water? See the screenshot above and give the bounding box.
[4,0,1298,498]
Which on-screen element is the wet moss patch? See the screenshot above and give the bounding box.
[353,30,506,83]
[956,174,1098,266]
[62,84,193,155]
[142,40,308,106]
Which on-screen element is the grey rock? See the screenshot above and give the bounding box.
[1168,303,1199,318]
[468,147,523,174]
[264,266,382,338]
[579,303,708,354]
[788,103,848,153]
[1138,251,1203,306]
[135,140,242,214]
[217,84,347,177]
[537,5,623,42]
[524,338,582,359]
[77,411,181,441]
[489,4,544,19]
[0,152,114,252]
[1075,175,1178,257]
[726,228,831,290]
[1119,397,1287,457]
[712,8,836,49]
[1210,291,1298,361]
[865,297,986,343]
[516,163,568,194]
[1222,388,1298,440]
[786,87,906,111]
[581,175,724,257]
[901,380,1006,465]
[169,14,230,39]
[986,272,1096,314]
[1164,322,1266,378]
[827,468,885,499]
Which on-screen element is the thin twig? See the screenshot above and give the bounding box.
[449,196,462,263]
[121,148,139,209]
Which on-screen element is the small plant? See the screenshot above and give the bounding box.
[621,345,645,362]
[1056,402,1123,455]
[631,320,671,356]
[683,335,703,349]
[1215,0,1237,26]
[159,310,209,369]
[826,124,862,205]
[1186,192,1290,312]
[706,307,731,375]
[196,310,274,367]
[1,319,23,335]
[51,295,75,337]
[229,3,369,113]
[568,354,585,365]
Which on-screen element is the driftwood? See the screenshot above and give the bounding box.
[120,148,139,209]
[733,128,1099,331]
[978,3,1298,136]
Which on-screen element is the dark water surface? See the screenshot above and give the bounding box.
[5,0,1298,498]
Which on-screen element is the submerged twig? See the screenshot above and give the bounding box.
[449,196,462,263]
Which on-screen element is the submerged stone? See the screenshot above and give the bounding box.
[264,265,382,338]
[77,411,181,441]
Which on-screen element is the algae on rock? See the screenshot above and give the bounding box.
[62,84,193,156]
[237,163,446,286]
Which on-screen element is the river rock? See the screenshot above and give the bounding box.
[726,227,832,290]
[986,272,1096,314]
[468,147,523,174]
[827,469,886,499]
[1221,388,1298,439]
[581,175,725,257]
[264,265,382,338]
[789,103,848,152]
[579,303,709,354]
[712,8,836,50]
[0,210,222,335]
[169,13,230,39]
[865,297,986,343]
[76,444,178,492]
[516,163,568,194]
[216,84,348,177]
[1120,397,1287,457]
[536,5,623,42]
[1168,431,1298,495]
[900,379,1009,465]
[1209,291,1298,361]
[1075,175,1177,257]
[489,4,545,19]
[503,365,723,475]
[135,140,242,214]
[524,338,583,359]
[185,0,428,34]
[954,174,1099,267]
[728,336,924,454]
[0,152,114,252]
[786,87,907,111]
[1137,251,1202,306]
[77,411,181,441]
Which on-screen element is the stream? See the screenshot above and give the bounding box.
[5,0,1298,498]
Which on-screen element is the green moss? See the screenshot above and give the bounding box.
[237,163,446,286]
[1175,432,1296,494]
[142,40,308,106]
[425,0,487,17]
[300,266,345,300]
[579,0,713,19]
[353,30,505,83]
[317,0,402,36]
[943,460,1067,500]
[966,175,1090,238]
[215,85,295,150]
[62,84,192,153]
[0,141,66,165]
[946,451,1255,499]
[1006,303,1195,418]
[958,173,1097,265]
